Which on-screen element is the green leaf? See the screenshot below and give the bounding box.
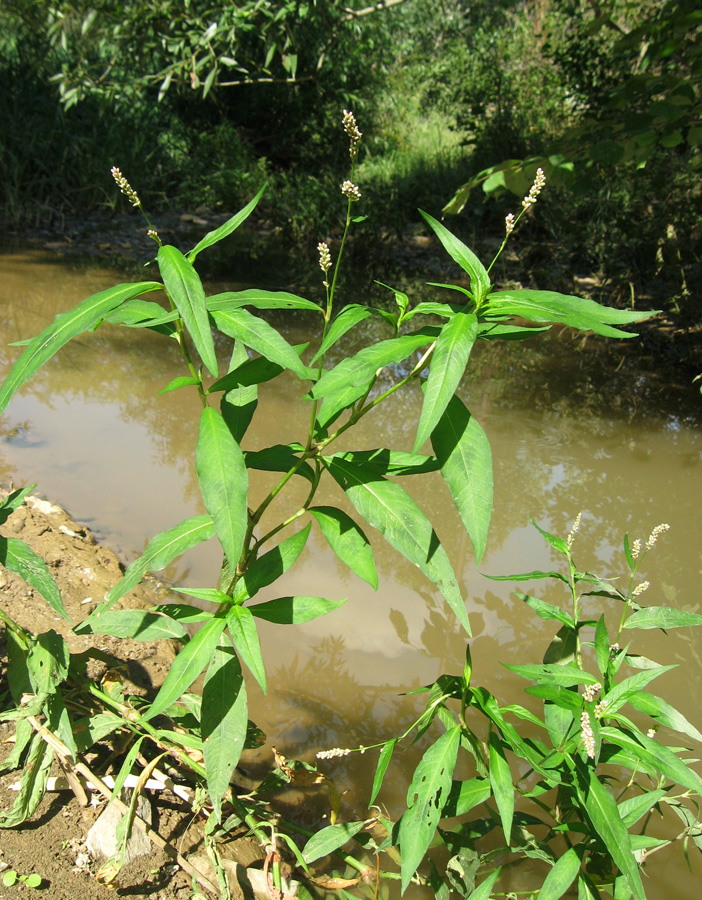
[27,630,69,693]
[309,505,378,588]
[310,329,438,400]
[143,616,227,722]
[483,570,569,584]
[249,595,346,624]
[628,691,702,743]
[244,444,315,484]
[623,606,702,630]
[442,777,492,817]
[0,280,161,415]
[311,304,373,363]
[595,615,610,678]
[173,586,230,605]
[187,187,265,263]
[102,298,176,333]
[484,290,657,339]
[599,666,675,715]
[600,727,702,794]
[207,287,321,314]
[211,307,309,379]
[233,524,311,603]
[157,375,200,395]
[196,407,248,571]
[303,821,367,865]
[329,449,439,477]
[571,759,645,900]
[369,739,397,806]
[227,605,265,692]
[531,518,569,554]
[478,321,551,340]
[84,515,214,622]
[504,663,599,687]
[0,536,70,622]
[220,339,258,443]
[431,395,492,564]
[489,733,514,844]
[0,732,53,827]
[324,457,470,634]
[618,789,668,828]
[469,869,501,900]
[419,210,491,302]
[577,872,601,900]
[526,684,583,713]
[399,726,461,892]
[537,846,581,900]
[202,635,248,821]
[314,382,368,434]
[157,245,218,377]
[516,592,574,628]
[415,312,478,451]
[79,609,188,641]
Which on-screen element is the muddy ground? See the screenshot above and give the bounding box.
[0,495,208,900]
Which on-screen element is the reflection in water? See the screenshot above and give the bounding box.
[1,250,702,897]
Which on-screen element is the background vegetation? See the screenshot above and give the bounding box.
[1,1,700,339]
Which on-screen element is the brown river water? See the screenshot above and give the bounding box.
[1,249,701,898]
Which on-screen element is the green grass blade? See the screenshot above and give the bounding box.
[324,457,470,634]
[196,407,248,571]
[309,505,378,588]
[415,312,477,451]
[157,245,218,377]
[202,635,248,821]
[0,281,161,415]
[431,395,492,564]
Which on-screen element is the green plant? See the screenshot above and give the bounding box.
[0,112,678,899]
[2,868,42,888]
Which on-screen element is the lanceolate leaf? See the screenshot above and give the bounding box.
[202,635,248,821]
[233,524,311,603]
[0,732,54,828]
[324,457,471,634]
[504,663,599,687]
[484,290,658,339]
[600,727,702,794]
[628,691,702,743]
[206,288,321,314]
[571,760,645,900]
[157,245,218,377]
[399,725,461,892]
[157,375,200,395]
[623,606,702,630]
[0,536,70,622]
[489,733,514,844]
[329,449,440,476]
[227,604,266,692]
[442,777,492,817]
[310,328,439,400]
[431,395,492,564]
[87,515,214,619]
[0,281,161,414]
[303,821,368,865]
[244,444,315,483]
[220,339,258,443]
[144,616,228,722]
[599,666,675,715]
[415,312,478,451]
[249,595,346,624]
[311,304,374,363]
[309,505,378,588]
[187,187,265,263]
[516,592,575,628]
[211,307,309,379]
[369,739,397,807]
[196,407,248,571]
[81,609,188,641]
[536,846,581,900]
[419,210,491,301]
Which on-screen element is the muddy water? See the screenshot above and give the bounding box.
[2,250,702,897]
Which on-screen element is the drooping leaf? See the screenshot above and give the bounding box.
[232,524,311,603]
[536,846,581,900]
[79,609,188,641]
[303,821,367,865]
[143,616,228,722]
[516,592,575,628]
[207,287,322,314]
[369,739,397,807]
[484,290,658,339]
[398,726,461,892]
[211,307,309,379]
[103,298,176,332]
[623,606,702,630]
[84,515,214,622]
[187,187,265,263]
[431,395,492,564]
[202,635,248,821]
[0,281,161,415]
[249,595,346,624]
[483,569,569,584]
[196,407,248,571]
[598,666,675,716]
[419,210,491,302]
[310,328,439,400]
[617,789,668,828]
[226,604,265,692]
[600,727,702,794]
[0,536,70,622]
[157,245,218,377]
[324,457,470,634]
[489,733,514,844]
[478,321,551,340]
[628,691,702,743]
[571,759,645,900]
[0,732,54,828]
[415,312,478,451]
[309,506,378,588]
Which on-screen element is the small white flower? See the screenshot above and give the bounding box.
[646,523,670,549]
[505,213,515,235]
[342,109,362,159]
[633,580,650,597]
[111,166,141,207]
[581,711,596,759]
[341,180,362,202]
[317,241,331,273]
[567,511,582,550]
[582,682,602,702]
[316,747,351,760]
[647,728,656,739]
[631,538,641,559]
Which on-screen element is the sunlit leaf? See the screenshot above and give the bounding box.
[227,604,266,692]
[211,307,309,379]
[79,609,188,641]
[0,536,70,622]
[311,304,374,363]
[419,210,491,301]
[309,506,377,588]
[233,524,311,603]
[207,287,321,314]
[516,592,575,628]
[249,595,345,624]
[623,606,702,630]
[187,188,265,263]
[537,846,581,900]
[489,733,514,844]
[303,821,367,864]
[244,444,315,483]
[369,739,397,806]
[628,691,702,743]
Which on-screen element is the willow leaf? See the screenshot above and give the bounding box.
[211,307,309,379]
[309,505,378,588]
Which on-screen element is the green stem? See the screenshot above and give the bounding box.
[0,607,31,646]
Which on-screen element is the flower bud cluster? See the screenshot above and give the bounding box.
[582,681,601,703]
[633,580,650,597]
[631,538,641,559]
[505,213,515,236]
[111,166,141,207]
[342,109,362,160]
[341,180,362,202]
[581,711,596,759]
[317,241,331,273]
[567,511,582,550]
[646,523,670,549]
[521,167,546,210]
[316,747,351,760]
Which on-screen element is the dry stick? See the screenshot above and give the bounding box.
[26,716,221,898]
